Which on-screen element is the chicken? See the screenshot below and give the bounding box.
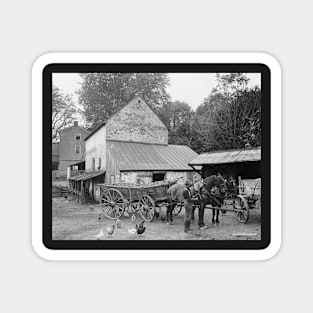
[64,194,68,200]
[107,224,115,236]
[128,227,137,235]
[95,229,104,240]
[123,211,130,218]
[137,221,146,236]
[138,220,145,230]
[160,216,166,222]
[131,214,136,222]
[116,218,122,228]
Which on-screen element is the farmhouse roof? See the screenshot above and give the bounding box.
[84,97,167,141]
[189,147,261,166]
[59,121,89,133]
[107,140,197,171]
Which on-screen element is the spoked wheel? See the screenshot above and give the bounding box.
[139,195,155,222]
[233,195,250,223]
[100,188,125,220]
[173,202,183,216]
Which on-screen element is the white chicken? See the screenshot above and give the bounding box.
[116,218,122,228]
[107,224,115,236]
[95,229,104,240]
[131,214,136,222]
[128,228,137,235]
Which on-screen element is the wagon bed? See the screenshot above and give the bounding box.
[98,178,181,221]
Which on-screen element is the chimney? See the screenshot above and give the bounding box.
[74,121,78,127]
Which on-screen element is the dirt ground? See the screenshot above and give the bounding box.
[52,197,261,240]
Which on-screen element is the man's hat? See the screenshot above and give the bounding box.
[185,180,193,187]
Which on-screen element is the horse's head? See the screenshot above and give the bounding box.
[222,177,238,198]
[215,173,226,188]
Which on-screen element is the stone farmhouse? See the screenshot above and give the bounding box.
[69,97,198,203]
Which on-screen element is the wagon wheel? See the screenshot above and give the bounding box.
[173,202,183,216]
[233,195,250,223]
[139,195,155,222]
[100,188,125,220]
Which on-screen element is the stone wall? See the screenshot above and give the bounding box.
[119,171,193,185]
[106,97,168,144]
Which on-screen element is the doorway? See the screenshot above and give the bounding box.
[153,173,165,182]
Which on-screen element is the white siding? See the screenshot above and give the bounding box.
[85,126,106,171]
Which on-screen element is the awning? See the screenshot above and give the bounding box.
[189,147,261,166]
[69,160,85,167]
[69,171,105,181]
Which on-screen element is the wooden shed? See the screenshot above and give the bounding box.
[189,147,261,180]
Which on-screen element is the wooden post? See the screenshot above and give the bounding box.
[81,180,84,204]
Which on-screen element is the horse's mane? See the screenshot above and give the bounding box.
[202,174,224,192]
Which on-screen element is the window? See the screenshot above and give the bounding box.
[75,145,81,154]
[92,158,95,171]
[75,133,81,140]
[98,158,102,169]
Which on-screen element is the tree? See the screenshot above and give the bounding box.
[52,85,77,142]
[158,100,193,146]
[78,73,171,129]
[193,73,261,152]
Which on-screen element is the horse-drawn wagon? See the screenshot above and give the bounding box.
[98,178,183,222]
[232,177,261,223]
[209,177,261,224]
[98,174,261,225]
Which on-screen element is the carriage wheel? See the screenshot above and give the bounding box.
[139,195,155,222]
[100,188,125,220]
[173,202,183,215]
[233,195,250,223]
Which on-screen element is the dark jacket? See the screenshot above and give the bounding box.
[182,187,192,200]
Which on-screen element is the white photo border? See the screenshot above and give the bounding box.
[32,52,281,261]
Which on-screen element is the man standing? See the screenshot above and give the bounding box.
[183,180,194,233]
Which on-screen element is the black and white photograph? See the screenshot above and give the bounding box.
[51,70,266,243]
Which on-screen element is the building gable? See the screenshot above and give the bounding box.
[106,97,168,145]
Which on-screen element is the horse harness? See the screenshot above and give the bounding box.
[199,185,224,206]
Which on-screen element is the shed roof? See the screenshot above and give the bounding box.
[189,147,261,166]
[69,160,85,167]
[69,171,105,181]
[107,140,197,171]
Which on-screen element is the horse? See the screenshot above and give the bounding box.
[166,174,226,231]
[197,176,239,221]
[191,174,226,227]
[166,183,187,225]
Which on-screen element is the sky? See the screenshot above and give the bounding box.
[53,73,261,110]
